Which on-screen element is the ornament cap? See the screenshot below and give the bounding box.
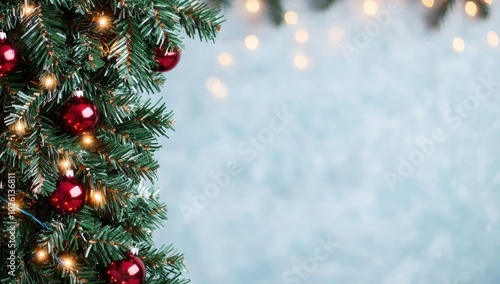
[65,169,74,177]
[130,247,139,256]
[0,32,6,40]
[72,89,84,97]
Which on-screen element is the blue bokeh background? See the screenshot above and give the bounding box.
[154,1,500,283]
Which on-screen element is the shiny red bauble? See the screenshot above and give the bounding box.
[0,32,19,77]
[154,48,181,72]
[49,174,87,214]
[61,91,99,135]
[106,254,146,284]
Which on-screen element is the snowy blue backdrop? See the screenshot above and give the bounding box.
[154,1,500,283]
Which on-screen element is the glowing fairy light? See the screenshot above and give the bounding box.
[218,52,233,66]
[363,0,378,15]
[246,0,260,13]
[23,4,34,15]
[11,120,26,135]
[245,35,259,50]
[61,256,74,270]
[294,54,308,69]
[41,73,57,90]
[465,1,478,16]
[487,31,499,47]
[284,11,298,25]
[82,134,94,146]
[97,15,110,28]
[453,37,465,52]
[422,0,434,8]
[295,29,309,43]
[59,160,71,170]
[35,248,48,262]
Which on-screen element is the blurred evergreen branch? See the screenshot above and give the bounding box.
[209,0,491,29]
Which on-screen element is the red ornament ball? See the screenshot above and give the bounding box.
[49,174,87,214]
[61,93,99,135]
[154,48,181,72]
[106,254,146,284]
[0,32,19,77]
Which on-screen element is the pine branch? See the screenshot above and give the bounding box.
[264,0,284,25]
[473,0,490,18]
[174,0,224,42]
[20,5,69,78]
[429,0,456,28]
[311,0,342,11]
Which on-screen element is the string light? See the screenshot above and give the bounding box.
[295,29,309,43]
[484,0,492,4]
[61,256,75,270]
[245,35,259,50]
[41,73,57,90]
[218,52,233,66]
[59,160,71,170]
[82,134,94,146]
[453,37,465,52]
[465,1,478,16]
[206,77,220,90]
[284,11,299,25]
[487,31,499,47]
[206,77,228,99]
[90,188,105,207]
[294,54,308,69]
[212,84,228,99]
[23,3,34,15]
[93,191,103,202]
[96,16,110,28]
[245,0,260,13]
[422,0,434,8]
[363,0,378,15]
[11,120,26,135]
[35,248,48,262]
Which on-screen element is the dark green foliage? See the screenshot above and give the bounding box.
[0,0,222,283]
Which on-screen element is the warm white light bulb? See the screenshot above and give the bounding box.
[422,0,434,8]
[82,134,94,145]
[364,0,378,15]
[206,77,228,98]
[13,121,26,134]
[245,35,259,50]
[98,16,110,27]
[36,249,47,261]
[284,11,299,25]
[246,0,260,13]
[94,192,102,202]
[60,160,71,169]
[453,37,465,52]
[487,31,499,47]
[465,1,478,16]
[295,29,309,43]
[62,257,74,269]
[218,52,233,66]
[41,73,57,90]
[294,54,308,69]
[23,4,34,15]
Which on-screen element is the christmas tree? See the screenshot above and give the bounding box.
[0,0,222,283]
